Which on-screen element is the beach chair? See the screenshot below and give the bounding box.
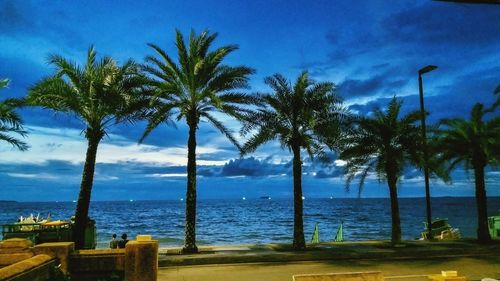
[427,271,466,281]
[293,271,383,281]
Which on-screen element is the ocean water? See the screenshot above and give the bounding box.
[1,197,499,248]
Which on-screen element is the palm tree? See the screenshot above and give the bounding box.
[241,71,346,250]
[141,29,255,253]
[339,97,421,244]
[493,85,499,109]
[0,79,29,151]
[28,47,146,249]
[436,101,499,243]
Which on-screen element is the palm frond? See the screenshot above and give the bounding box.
[0,130,29,151]
[339,97,422,195]
[203,112,241,151]
[142,29,255,150]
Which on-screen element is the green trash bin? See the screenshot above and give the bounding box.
[83,219,97,249]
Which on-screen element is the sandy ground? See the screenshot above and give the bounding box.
[158,256,500,281]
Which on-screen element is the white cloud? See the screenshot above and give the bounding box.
[0,125,230,166]
[334,159,347,167]
[146,173,187,178]
[6,172,59,180]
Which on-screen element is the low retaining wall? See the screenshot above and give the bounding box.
[69,249,125,281]
[0,239,34,268]
[0,237,159,281]
[0,254,56,281]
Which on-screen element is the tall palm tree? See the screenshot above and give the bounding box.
[241,71,346,250]
[141,29,255,253]
[339,97,421,244]
[0,79,29,151]
[436,101,499,243]
[493,85,499,109]
[28,47,146,249]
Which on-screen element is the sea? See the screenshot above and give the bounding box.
[1,197,499,248]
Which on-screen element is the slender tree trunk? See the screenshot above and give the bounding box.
[292,144,305,250]
[182,120,198,254]
[386,167,401,244]
[474,163,491,243]
[73,130,102,249]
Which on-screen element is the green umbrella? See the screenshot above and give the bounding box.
[334,222,344,242]
[311,223,320,244]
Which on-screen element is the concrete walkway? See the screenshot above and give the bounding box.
[158,256,500,281]
[158,240,500,267]
[157,240,500,281]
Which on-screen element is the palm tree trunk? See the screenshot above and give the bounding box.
[386,168,401,244]
[73,133,101,249]
[182,121,198,254]
[474,164,491,243]
[292,144,305,250]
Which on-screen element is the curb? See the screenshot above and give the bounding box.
[158,243,500,267]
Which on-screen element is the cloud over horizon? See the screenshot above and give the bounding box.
[1,0,499,201]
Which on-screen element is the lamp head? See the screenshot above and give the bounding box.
[419,65,438,75]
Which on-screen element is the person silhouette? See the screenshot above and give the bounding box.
[109,234,118,249]
[117,233,129,248]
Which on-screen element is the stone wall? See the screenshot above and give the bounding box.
[0,239,35,269]
[0,254,56,281]
[0,237,158,281]
[69,249,125,281]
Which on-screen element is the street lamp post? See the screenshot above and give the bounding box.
[418,65,437,240]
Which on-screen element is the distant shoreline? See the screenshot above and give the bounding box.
[2,196,500,203]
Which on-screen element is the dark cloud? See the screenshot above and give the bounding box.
[200,155,346,179]
[0,157,497,201]
[338,73,408,99]
[310,1,500,84]
[219,157,289,177]
[315,169,342,179]
[324,30,382,64]
[108,111,244,149]
[382,2,500,47]
[0,1,84,45]
[0,1,35,33]
[349,65,500,122]
[198,167,219,177]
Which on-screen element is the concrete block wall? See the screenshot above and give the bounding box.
[0,237,159,281]
[69,249,125,281]
[0,254,56,281]
[0,239,35,268]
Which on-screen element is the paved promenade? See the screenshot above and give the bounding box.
[158,256,500,281]
[157,240,500,281]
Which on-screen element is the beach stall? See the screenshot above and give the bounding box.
[488,211,500,240]
[2,216,96,249]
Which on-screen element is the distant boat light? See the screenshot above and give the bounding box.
[242,197,246,200]
[180,198,184,201]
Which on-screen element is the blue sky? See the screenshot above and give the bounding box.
[0,0,499,201]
